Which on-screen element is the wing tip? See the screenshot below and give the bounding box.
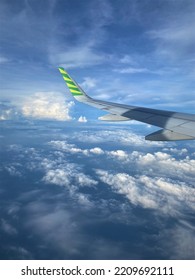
[58,67,67,74]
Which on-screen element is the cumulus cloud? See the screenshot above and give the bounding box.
[6,140,98,208]
[48,139,195,189]
[49,140,129,158]
[109,150,128,158]
[43,168,97,189]
[96,169,195,215]
[43,166,96,208]
[136,151,195,183]
[48,140,85,155]
[89,147,104,155]
[49,140,104,156]
[37,151,98,208]
[22,92,74,120]
[64,129,164,147]
[5,125,195,227]
[78,116,88,123]
[47,137,195,217]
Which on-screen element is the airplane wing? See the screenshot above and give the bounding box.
[58,67,195,141]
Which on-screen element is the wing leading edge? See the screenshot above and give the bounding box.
[58,67,195,141]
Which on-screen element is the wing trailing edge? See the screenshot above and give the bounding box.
[145,129,195,141]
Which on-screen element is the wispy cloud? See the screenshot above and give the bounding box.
[147,1,195,66]
[161,222,195,259]
[80,77,97,89]
[49,0,113,69]
[51,45,107,69]
[25,203,86,256]
[114,67,151,74]
[0,55,9,64]
[0,219,18,235]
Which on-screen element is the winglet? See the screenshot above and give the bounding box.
[58,67,86,98]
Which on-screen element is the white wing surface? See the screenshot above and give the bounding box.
[58,67,195,141]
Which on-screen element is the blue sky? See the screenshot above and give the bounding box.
[0,0,195,122]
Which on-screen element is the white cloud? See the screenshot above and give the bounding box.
[49,140,130,158]
[64,129,164,147]
[78,116,88,123]
[89,147,104,155]
[163,147,188,156]
[48,140,85,155]
[114,67,151,74]
[96,169,195,215]
[49,140,104,156]
[11,140,98,208]
[8,127,195,217]
[43,169,71,187]
[43,163,97,189]
[41,156,98,208]
[22,92,74,120]
[28,136,195,216]
[137,152,195,181]
[109,150,128,158]
[75,173,97,187]
[58,137,192,185]
[96,170,157,209]
[51,45,106,69]
[80,77,97,89]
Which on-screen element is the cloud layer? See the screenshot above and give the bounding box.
[1,122,195,259]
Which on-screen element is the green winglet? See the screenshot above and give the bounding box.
[58,67,84,96]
